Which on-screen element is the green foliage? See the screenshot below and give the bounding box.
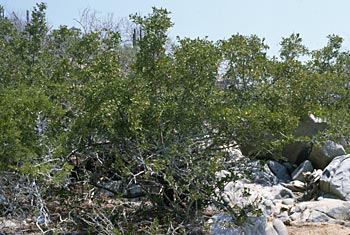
[219,34,270,98]
[279,33,308,61]
[0,86,49,168]
[1,2,350,233]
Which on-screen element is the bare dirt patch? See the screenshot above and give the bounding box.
[288,222,350,235]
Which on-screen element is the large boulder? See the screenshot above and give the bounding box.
[209,214,267,235]
[253,163,280,186]
[269,219,288,235]
[291,160,314,182]
[282,141,311,166]
[222,179,295,213]
[267,160,292,183]
[265,198,350,225]
[230,160,280,186]
[293,199,350,222]
[294,114,327,138]
[283,114,327,165]
[320,154,350,200]
[308,140,346,169]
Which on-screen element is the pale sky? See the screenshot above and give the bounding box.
[2,0,350,56]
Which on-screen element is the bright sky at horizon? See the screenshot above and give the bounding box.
[2,0,350,56]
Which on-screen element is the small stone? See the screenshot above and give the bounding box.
[307,210,330,222]
[264,199,274,207]
[274,186,295,199]
[290,212,301,221]
[301,208,311,222]
[261,199,275,215]
[281,180,305,192]
[276,211,289,223]
[282,198,294,205]
[294,203,306,213]
[273,219,288,235]
[265,224,279,235]
[3,220,17,228]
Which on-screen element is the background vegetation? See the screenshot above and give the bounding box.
[0,3,349,233]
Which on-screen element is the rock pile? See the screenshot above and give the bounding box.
[209,114,350,235]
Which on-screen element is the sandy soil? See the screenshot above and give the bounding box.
[288,223,350,235]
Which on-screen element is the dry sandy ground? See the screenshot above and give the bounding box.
[288,223,350,235]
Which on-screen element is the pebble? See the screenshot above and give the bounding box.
[273,219,288,235]
[290,212,301,221]
[265,225,279,235]
[282,198,294,205]
[301,208,311,222]
[276,211,289,223]
[3,220,17,228]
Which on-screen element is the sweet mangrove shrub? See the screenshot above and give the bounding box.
[1,2,350,226]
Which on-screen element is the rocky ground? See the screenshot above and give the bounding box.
[209,145,350,235]
[1,155,350,234]
[2,218,350,235]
